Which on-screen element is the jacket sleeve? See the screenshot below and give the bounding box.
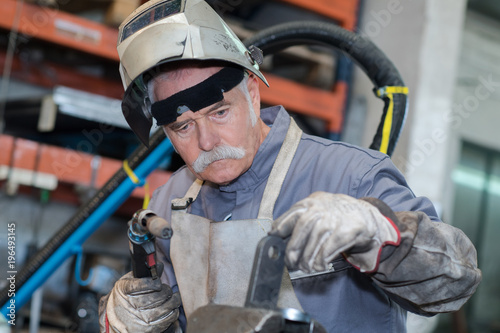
[354,156,481,315]
[363,197,482,316]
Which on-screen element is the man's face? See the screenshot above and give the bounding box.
[154,66,268,185]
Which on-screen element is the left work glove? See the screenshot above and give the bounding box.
[100,272,181,333]
[270,192,400,273]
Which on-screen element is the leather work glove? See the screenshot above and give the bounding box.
[99,272,181,333]
[270,192,400,273]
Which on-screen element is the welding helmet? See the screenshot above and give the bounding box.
[117,0,268,146]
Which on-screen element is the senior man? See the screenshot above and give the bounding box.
[99,0,481,332]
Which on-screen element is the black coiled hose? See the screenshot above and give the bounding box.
[244,21,408,156]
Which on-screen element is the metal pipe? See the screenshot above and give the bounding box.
[1,134,173,318]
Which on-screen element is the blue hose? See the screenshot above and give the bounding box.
[1,133,173,319]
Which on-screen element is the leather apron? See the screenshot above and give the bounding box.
[169,119,303,319]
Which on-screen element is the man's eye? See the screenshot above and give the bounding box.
[214,109,228,117]
[178,124,190,131]
[172,123,190,133]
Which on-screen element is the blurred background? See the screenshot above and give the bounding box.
[0,0,498,332]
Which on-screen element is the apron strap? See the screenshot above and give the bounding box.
[258,118,303,220]
[171,178,204,210]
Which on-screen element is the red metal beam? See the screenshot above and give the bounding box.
[0,134,172,200]
[0,50,124,99]
[0,0,119,61]
[260,74,347,132]
[278,0,359,31]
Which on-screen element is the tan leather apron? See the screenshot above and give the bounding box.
[169,119,303,319]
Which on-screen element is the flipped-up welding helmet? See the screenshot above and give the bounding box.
[117,0,268,146]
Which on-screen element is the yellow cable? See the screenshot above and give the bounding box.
[383,86,408,95]
[123,160,150,209]
[380,94,394,154]
[123,160,140,184]
[142,182,150,209]
[376,86,408,154]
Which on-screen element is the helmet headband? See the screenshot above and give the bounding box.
[151,66,245,126]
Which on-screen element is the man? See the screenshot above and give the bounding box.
[99,0,481,332]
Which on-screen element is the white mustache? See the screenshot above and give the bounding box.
[192,145,245,173]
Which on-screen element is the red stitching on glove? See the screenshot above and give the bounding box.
[344,217,401,274]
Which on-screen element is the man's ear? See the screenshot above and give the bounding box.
[246,73,261,115]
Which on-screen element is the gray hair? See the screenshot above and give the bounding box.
[236,73,257,126]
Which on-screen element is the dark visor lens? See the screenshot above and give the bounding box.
[120,0,183,43]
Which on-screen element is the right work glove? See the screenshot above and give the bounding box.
[270,192,400,273]
[99,271,181,333]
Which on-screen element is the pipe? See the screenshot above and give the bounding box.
[1,129,173,318]
[244,21,408,156]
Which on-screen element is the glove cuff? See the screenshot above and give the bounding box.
[344,198,401,273]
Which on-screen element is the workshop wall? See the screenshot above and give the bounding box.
[444,8,500,332]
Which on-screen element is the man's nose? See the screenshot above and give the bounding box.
[197,120,220,151]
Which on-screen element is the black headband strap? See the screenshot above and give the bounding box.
[151,67,245,125]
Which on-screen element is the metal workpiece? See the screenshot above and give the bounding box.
[188,305,283,333]
[186,235,327,332]
[245,235,287,309]
[187,304,326,333]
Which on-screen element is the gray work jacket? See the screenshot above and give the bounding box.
[151,106,481,332]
